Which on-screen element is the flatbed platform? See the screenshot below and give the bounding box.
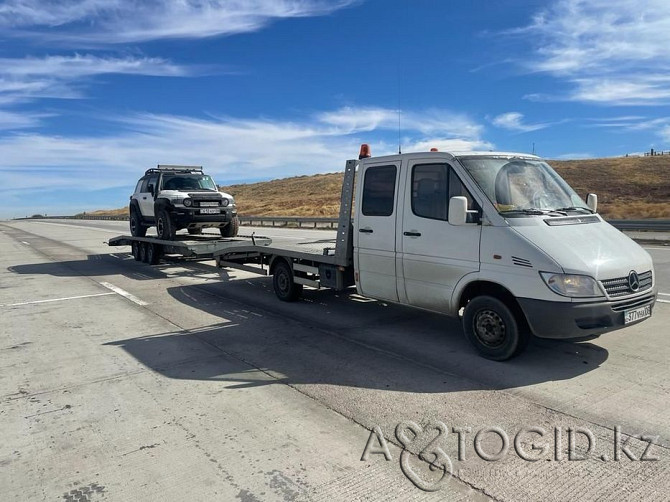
[108,234,272,258]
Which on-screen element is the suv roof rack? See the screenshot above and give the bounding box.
[145,165,203,175]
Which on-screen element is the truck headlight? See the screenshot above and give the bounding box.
[540,272,604,298]
[183,198,192,207]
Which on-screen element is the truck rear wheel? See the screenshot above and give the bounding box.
[146,243,161,265]
[273,260,303,302]
[462,296,529,361]
[156,210,176,240]
[131,241,141,261]
[220,216,240,238]
[130,208,147,237]
[138,242,148,263]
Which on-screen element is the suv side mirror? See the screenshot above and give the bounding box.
[586,193,598,212]
[147,183,155,195]
[448,196,468,226]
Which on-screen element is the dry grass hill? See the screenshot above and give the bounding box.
[88,155,670,219]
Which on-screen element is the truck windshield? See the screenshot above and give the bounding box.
[457,156,591,214]
[161,174,217,191]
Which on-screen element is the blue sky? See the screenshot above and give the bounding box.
[1,0,669,218]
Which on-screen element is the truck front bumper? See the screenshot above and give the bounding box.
[518,291,656,339]
[170,208,236,227]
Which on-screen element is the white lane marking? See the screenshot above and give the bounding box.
[658,292,670,296]
[100,281,148,306]
[1,292,115,307]
[658,299,670,304]
[20,241,30,245]
[644,247,670,251]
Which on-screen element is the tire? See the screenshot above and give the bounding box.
[131,241,141,261]
[220,216,240,238]
[187,228,203,235]
[129,207,147,237]
[156,209,176,240]
[138,242,148,263]
[272,260,303,302]
[146,243,161,265]
[462,295,529,361]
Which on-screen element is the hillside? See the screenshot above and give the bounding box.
[88,155,670,219]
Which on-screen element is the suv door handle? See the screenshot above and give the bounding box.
[142,196,147,200]
[359,228,373,234]
[403,231,422,237]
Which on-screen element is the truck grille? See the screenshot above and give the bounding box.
[601,270,652,298]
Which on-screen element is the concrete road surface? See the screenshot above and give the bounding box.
[1,219,669,501]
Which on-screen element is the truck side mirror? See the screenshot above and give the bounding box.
[586,193,598,212]
[448,196,468,226]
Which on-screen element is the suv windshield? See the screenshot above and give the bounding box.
[457,156,590,214]
[160,174,217,191]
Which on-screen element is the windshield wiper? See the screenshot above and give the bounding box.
[499,208,547,215]
[552,206,594,214]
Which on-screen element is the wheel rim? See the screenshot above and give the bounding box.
[130,216,137,233]
[157,217,164,237]
[473,309,506,348]
[277,270,289,294]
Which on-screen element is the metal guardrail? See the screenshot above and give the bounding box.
[13,215,670,231]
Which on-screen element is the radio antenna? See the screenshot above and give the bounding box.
[398,108,402,154]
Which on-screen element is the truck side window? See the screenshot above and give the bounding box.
[362,165,397,216]
[412,164,448,220]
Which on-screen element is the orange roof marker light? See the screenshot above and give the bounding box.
[430,147,439,152]
[359,143,371,159]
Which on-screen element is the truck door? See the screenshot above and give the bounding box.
[139,174,158,218]
[354,162,401,302]
[400,160,481,312]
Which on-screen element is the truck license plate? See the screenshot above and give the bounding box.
[200,208,220,214]
[624,305,651,324]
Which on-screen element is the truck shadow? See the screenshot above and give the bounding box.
[8,253,233,282]
[104,281,610,394]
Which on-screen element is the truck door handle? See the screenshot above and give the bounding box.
[359,228,373,234]
[403,231,422,237]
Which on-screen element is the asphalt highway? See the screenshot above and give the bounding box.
[1,219,669,501]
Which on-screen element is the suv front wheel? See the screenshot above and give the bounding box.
[156,209,176,240]
[129,207,147,237]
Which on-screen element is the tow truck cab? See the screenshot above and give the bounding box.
[352,146,656,360]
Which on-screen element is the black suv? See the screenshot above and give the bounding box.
[129,165,239,240]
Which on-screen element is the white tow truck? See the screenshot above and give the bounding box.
[109,145,657,360]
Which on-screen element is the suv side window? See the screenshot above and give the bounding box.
[145,175,159,194]
[362,165,397,216]
[135,178,145,194]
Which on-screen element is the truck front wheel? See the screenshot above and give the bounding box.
[156,209,176,240]
[273,261,303,302]
[462,296,529,361]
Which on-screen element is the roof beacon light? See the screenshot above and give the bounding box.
[430,147,439,152]
[359,144,371,159]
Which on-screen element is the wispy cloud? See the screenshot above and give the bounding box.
[0,53,197,112]
[491,112,549,132]
[514,0,670,105]
[0,0,358,44]
[0,106,489,196]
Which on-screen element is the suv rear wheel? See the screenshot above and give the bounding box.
[156,209,176,240]
[129,207,147,237]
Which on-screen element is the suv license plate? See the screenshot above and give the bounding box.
[624,305,651,324]
[200,208,220,214]
[200,202,219,207]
